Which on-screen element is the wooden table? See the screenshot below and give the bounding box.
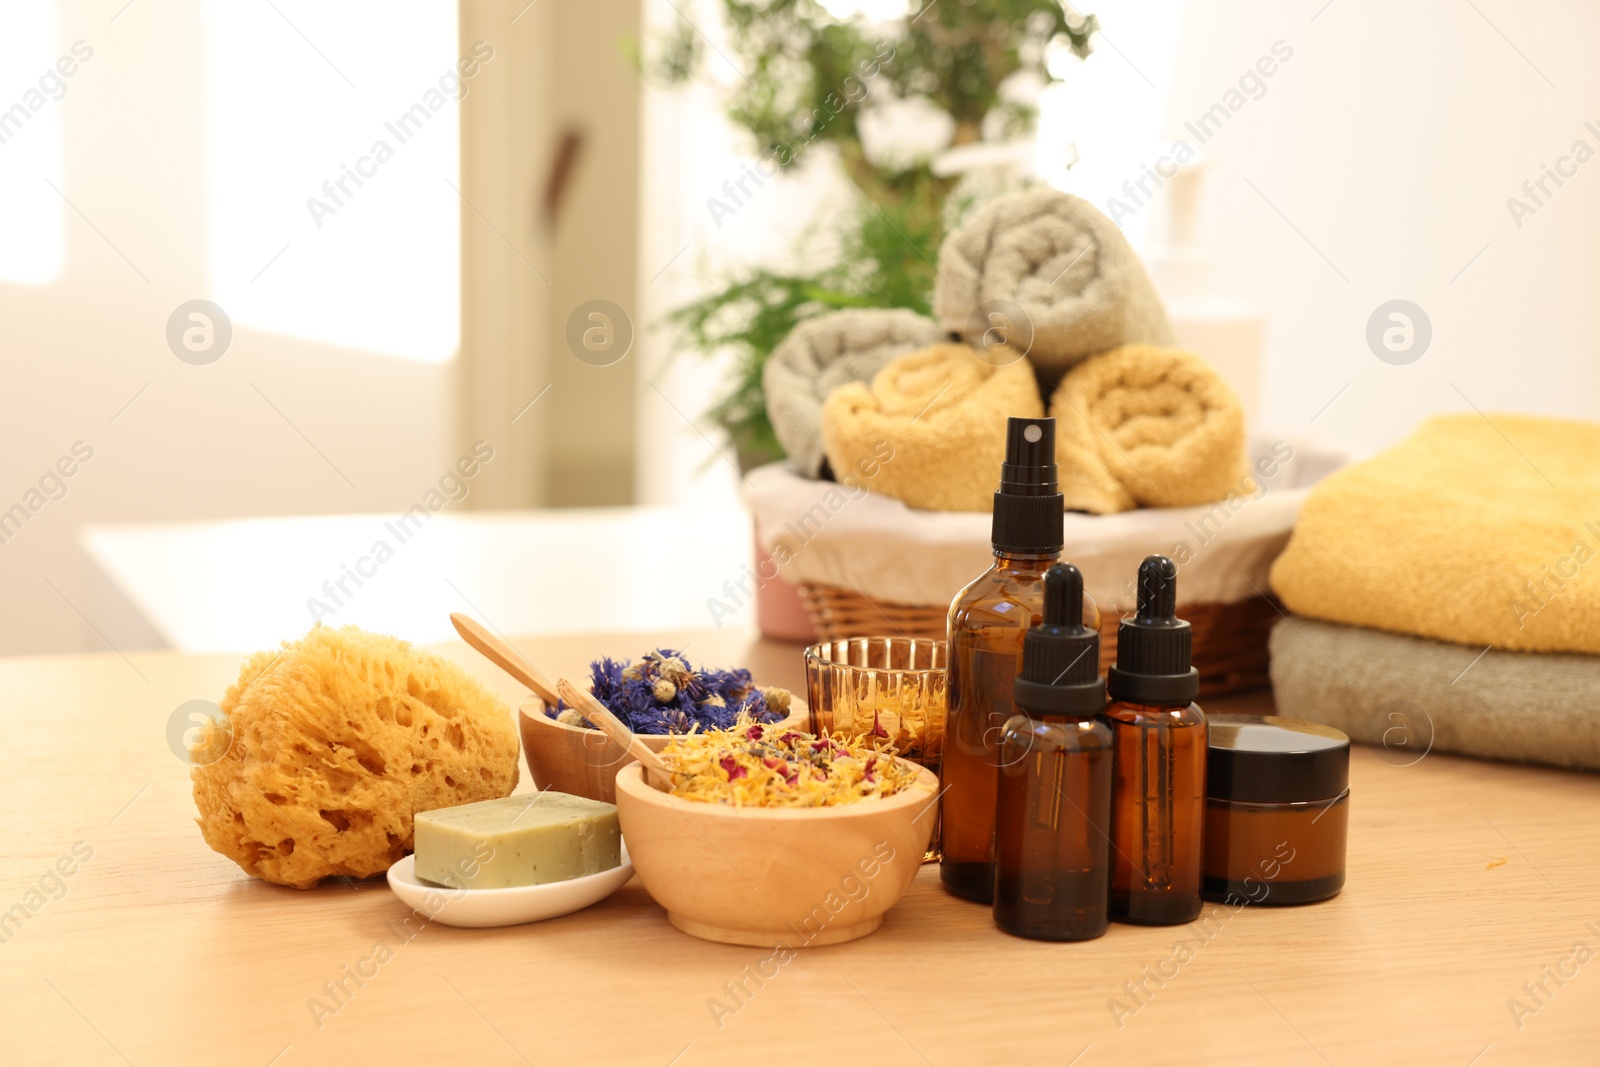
[3,630,1596,1065]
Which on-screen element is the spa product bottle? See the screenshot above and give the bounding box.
[994,563,1113,941]
[1106,555,1206,925]
[940,416,1065,904]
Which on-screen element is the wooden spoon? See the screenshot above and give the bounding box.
[557,677,674,790]
[449,612,561,707]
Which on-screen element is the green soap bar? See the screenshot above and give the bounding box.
[413,792,620,889]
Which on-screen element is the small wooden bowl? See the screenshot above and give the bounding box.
[518,697,809,804]
[613,760,938,947]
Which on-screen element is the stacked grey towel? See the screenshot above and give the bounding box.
[934,188,1173,388]
[763,308,942,478]
[1269,617,1600,772]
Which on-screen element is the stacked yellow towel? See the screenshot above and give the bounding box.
[821,343,1043,512]
[1271,413,1600,655]
[1049,344,1247,514]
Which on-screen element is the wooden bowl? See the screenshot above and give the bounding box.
[613,760,938,947]
[518,697,809,804]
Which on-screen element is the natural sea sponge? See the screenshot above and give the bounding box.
[192,626,519,889]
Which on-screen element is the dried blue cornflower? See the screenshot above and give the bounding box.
[549,648,789,735]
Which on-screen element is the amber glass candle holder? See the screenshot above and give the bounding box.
[806,637,947,863]
[803,637,948,769]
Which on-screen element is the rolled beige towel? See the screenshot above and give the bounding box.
[1050,344,1247,514]
[822,343,1043,512]
[935,188,1173,387]
[763,308,943,477]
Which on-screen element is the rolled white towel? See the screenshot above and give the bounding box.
[934,188,1173,386]
[763,307,943,477]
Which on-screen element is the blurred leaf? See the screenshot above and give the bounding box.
[649,0,1096,466]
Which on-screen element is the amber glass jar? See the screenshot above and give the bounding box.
[1204,715,1349,905]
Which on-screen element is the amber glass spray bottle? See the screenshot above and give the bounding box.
[994,563,1113,941]
[1106,555,1206,925]
[941,416,1065,904]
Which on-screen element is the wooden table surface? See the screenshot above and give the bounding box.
[2,629,1596,1066]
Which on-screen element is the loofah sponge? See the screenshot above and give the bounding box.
[191,626,519,889]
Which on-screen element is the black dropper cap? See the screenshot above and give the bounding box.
[1108,555,1200,706]
[1013,563,1105,715]
[992,417,1064,554]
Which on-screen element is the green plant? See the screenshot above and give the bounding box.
[657,0,1097,469]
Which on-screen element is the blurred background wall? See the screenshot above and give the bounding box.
[1160,0,1600,453]
[3,0,1599,655]
[0,0,640,654]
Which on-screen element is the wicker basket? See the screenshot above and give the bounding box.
[797,582,1279,697]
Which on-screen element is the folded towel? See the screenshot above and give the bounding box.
[1048,344,1248,514]
[934,188,1173,386]
[1271,413,1600,655]
[763,308,943,477]
[821,343,1043,512]
[1269,616,1600,771]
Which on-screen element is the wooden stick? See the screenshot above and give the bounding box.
[556,678,673,789]
[450,612,561,706]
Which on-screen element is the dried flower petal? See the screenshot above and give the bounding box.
[660,716,916,808]
[547,649,786,735]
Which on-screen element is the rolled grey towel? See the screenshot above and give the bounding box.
[1269,616,1600,771]
[935,188,1173,385]
[763,308,942,477]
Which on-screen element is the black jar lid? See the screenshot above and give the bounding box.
[1207,714,1349,805]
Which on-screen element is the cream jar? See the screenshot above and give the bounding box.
[1203,714,1349,905]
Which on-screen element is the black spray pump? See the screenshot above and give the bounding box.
[991,417,1064,555]
[1014,563,1105,715]
[1108,555,1200,707]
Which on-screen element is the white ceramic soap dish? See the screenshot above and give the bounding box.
[385,842,634,928]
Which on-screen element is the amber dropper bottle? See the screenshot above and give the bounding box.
[994,563,1113,941]
[940,416,1065,904]
[1106,555,1206,925]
